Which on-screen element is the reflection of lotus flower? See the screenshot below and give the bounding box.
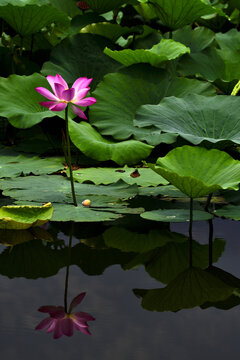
[35,74,96,119]
[35,292,95,339]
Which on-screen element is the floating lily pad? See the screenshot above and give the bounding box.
[138,185,187,198]
[0,203,53,230]
[138,267,234,312]
[104,39,190,67]
[148,146,240,198]
[213,205,240,220]
[89,65,215,142]
[72,166,168,186]
[141,209,213,222]
[135,94,240,146]
[147,0,225,30]
[69,120,153,166]
[0,146,64,178]
[0,175,138,203]
[0,73,66,129]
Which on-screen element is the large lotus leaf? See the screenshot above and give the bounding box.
[0,175,138,203]
[139,267,234,312]
[215,29,240,81]
[135,94,240,146]
[89,64,215,142]
[141,209,213,222]
[49,0,81,17]
[0,147,64,178]
[148,146,240,198]
[0,0,69,36]
[80,22,141,42]
[0,73,66,129]
[104,39,190,67]
[84,0,128,13]
[127,238,225,283]
[172,25,215,53]
[41,34,120,90]
[103,227,187,253]
[68,120,153,166]
[0,203,53,230]
[147,0,225,29]
[0,239,66,279]
[72,166,168,186]
[178,47,225,82]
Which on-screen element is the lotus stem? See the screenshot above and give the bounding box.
[65,106,77,207]
[64,222,74,313]
[189,197,193,267]
[204,193,213,212]
[208,219,213,268]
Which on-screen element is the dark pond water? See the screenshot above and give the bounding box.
[0,217,239,360]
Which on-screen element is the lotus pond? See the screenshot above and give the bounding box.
[1,0,240,358]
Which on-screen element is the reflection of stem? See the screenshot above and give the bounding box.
[208,219,213,268]
[189,197,193,268]
[64,222,74,313]
[205,193,213,212]
[65,106,77,206]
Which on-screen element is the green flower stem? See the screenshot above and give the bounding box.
[64,222,74,313]
[65,106,77,207]
[189,197,193,268]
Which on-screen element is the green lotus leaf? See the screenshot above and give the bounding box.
[80,22,141,42]
[49,0,81,17]
[172,25,215,53]
[147,0,225,30]
[51,203,122,222]
[41,34,120,90]
[104,39,190,67]
[148,146,240,198]
[89,65,215,142]
[214,29,240,81]
[0,0,69,36]
[135,95,240,146]
[69,120,153,166]
[72,166,168,186]
[213,205,240,220]
[138,185,187,198]
[0,73,66,129]
[0,146,64,178]
[141,209,213,222]
[84,0,128,13]
[127,238,225,283]
[139,267,234,312]
[0,203,53,230]
[103,227,187,253]
[178,47,225,82]
[0,175,138,203]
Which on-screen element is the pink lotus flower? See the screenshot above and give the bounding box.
[36,74,96,119]
[77,1,90,10]
[35,292,95,339]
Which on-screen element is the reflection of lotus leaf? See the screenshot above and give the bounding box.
[137,267,234,312]
[0,203,53,229]
[148,146,240,198]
